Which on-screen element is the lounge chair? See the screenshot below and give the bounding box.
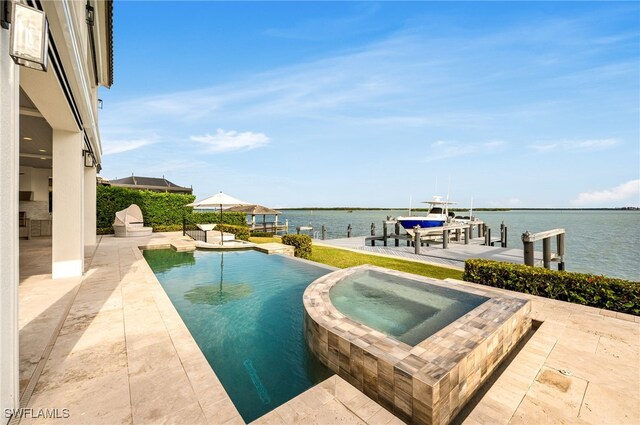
[112,204,152,237]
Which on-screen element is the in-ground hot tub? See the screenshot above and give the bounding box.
[303,265,532,425]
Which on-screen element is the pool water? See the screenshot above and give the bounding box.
[330,269,489,346]
[143,249,333,422]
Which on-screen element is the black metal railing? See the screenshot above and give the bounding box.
[183,218,209,242]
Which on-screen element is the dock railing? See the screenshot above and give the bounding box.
[314,219,509,249]
[248,220,288,234]
[522,228,566,270]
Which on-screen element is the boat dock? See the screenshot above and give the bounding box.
[312,221,565,271]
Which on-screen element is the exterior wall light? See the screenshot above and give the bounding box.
[9,2,48,71]
[83,150,95,168]
[1,0,10,30]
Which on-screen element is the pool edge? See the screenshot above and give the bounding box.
[134,244,245,424]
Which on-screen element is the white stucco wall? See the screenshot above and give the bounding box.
[19,167,51,220]
[52,130,85,279]
[84,166,96,245]
[31,168,51,202]
[18,166,31,191]
[0,29,20,425]
[19,167,50,201]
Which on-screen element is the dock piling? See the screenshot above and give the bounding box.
[383,220,388,247]
[464,227,470,245]
[557,233,565,271]
[523,236,534,267]
[321,225,326,240]
[443,229,449,249]
[414,227,422,254]
[543,238,552,269]
[347,224,352,238]
[371,222,375,236]
[394,222,400,247]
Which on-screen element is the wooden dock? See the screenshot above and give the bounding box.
[318,236,548,270]
[306,219,565,271]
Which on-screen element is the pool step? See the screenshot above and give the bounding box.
[252,243,294,256]
[170,238,197,252]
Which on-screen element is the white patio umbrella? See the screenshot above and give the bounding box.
[186,192,250,245]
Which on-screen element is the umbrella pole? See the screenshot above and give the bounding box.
[220,203,224,245]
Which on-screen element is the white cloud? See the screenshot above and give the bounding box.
[102,138,155,155]
[483,140,505,149]
[571,179,640,206]
[572,138,618,151]
[530,138,618,153]
[190,129,270,153]
[530,143,558,152]
[427,140,504,161]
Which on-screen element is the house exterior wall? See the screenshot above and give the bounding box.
[1,1,112,422]
[19,166,50,199]
[0,25,20,425]
[84,165,97,245]
[52,130,85,278]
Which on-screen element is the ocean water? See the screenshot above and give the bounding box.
[143,249,332,422]
[279,209,640,281]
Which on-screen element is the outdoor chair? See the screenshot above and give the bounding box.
[112,204,153,237]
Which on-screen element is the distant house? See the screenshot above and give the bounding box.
[104,176,193,194]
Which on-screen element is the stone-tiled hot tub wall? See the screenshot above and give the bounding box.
[303,265,532,425]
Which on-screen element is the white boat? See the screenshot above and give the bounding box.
[451,198,476,225]
[396,196,456,230]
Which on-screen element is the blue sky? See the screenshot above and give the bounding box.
[98,1,640,208]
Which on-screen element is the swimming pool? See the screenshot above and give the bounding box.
[143,249,333,422]
[330,269,488,345]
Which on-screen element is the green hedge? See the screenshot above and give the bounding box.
[281,234,312,259]
[185,211,246,227]
[463,259,640,316]
[97,185,246,231]
[217,224,250,241]
[251,231,275,237]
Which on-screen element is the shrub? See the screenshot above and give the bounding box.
[97,185,194,228]
[463,259,640,316]
[186,211,246,227]
[216,224,250,241]
[281,234,312,259]
[152,225,183,232]
[96,185,246,230]
[251,231,275,237]
[97,227,114,235]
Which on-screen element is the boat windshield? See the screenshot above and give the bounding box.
[430,207,444,214]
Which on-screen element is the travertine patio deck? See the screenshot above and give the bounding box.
[15,233,639,424]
